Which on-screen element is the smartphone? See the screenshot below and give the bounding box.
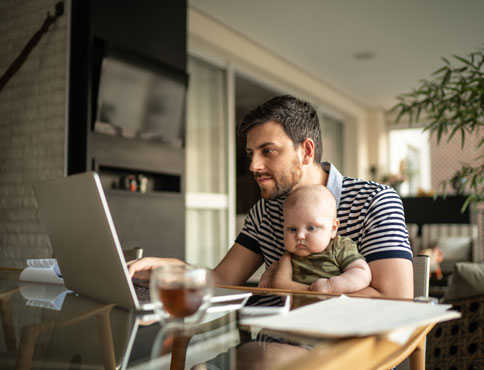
[239,294,291,316]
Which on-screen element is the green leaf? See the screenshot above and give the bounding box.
[432,66,448,76]
[461,196,472,212]
[442,69,451,85]
[415,105,422,122]
[453,55,476,69]
[393,48,484,209]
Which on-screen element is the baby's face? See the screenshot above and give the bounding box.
[284,202,338,257]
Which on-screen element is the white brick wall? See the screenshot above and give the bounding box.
[0,0,68,268]
[431,130,484,194]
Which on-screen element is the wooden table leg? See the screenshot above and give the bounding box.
[409,337,426,370]
[170,335,192,370]
[97,311,116,370]
[15,325,42,370]
[0,291,18,351]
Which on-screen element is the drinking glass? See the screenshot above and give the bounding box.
[150,264,213,324]
[149,264,213,362]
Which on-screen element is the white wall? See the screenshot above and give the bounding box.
[367,109,388,181]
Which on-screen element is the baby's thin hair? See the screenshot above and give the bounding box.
[284,185,336,215]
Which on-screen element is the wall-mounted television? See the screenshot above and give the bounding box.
[93,42,188,148]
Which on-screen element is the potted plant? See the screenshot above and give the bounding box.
[391,48,484,210]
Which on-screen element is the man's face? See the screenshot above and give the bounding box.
[246,121,303,200]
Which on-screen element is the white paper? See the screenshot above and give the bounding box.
[19,283,72,310]
[240,295,461,338]
[20,266,64,285]
[27,258,58,268]
[21,258,63,284]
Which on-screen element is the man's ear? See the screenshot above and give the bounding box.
[301,138,315,165]
[331,218,340,238]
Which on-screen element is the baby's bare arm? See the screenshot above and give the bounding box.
[311,259,372,294]
[272,252,311,291]
[258,261,278,288]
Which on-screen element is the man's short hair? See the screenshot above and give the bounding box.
[238,95,323,163]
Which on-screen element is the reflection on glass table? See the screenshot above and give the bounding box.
[132,306,318,370]
[1,269,441,370]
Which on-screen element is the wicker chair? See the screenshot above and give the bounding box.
[426,295,484,369]
[122,247,143,262]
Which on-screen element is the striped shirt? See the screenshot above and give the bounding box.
[236,163,413,267]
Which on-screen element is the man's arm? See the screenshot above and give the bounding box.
[355,258,413,299]
[213,243,264,285]
[128,243,263,286]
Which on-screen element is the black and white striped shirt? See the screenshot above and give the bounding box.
[236,163,413,267]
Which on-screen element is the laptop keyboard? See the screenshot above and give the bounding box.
[134,285,151,304]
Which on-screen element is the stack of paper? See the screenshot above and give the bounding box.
[19,283,71,310]
[240,295,460,338]
[19,258,64,285]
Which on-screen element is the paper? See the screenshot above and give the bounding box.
[20,258,64,285]
[20,283,72,310]
[240,295,461,338]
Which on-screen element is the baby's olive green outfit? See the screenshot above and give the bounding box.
[292,235,364,284]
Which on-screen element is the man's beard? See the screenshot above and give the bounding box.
[257,158,303,200]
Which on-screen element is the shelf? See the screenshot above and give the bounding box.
[105,188,182,198]
[98,165,181,194]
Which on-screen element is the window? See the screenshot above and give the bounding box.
[185,57,228,267]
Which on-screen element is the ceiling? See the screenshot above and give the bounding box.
[189,0,484,110]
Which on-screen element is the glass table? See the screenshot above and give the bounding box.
[0,269,433,370]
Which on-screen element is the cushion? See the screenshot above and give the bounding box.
[437,236,472,260]
[442,262,484,302]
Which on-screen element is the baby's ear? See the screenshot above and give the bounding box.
[331,218,340,238]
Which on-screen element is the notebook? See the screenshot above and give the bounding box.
[33,171,252,311]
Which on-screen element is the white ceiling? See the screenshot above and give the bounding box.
[189,0,484,110]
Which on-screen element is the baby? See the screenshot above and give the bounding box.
[259,184,371,294]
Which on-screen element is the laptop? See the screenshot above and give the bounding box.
[33,171,251,311]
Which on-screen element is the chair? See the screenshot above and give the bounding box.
[413,255,430,298]
[122,247,143,262]
[425,294,484,370]
[425,262,484,369]
[406,223,420,255]
[421,224,479,274]
[378,255,431,370]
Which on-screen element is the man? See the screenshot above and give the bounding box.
[129,95,413,299]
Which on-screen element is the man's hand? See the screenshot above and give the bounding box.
[127,257,184,280]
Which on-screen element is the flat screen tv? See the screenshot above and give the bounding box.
[93,44,187,148]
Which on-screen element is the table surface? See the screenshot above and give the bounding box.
[0,269,432,370]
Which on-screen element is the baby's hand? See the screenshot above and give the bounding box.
[310,278,333,293]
